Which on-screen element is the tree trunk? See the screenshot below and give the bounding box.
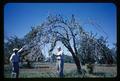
[65,45,81,73]
[72,53,81,73]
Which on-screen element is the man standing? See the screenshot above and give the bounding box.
[9,47,24,78]
[55,46,64,78]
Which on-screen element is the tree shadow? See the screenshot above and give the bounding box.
[92,72,113,77]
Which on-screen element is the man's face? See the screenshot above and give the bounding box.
[58,48,61,51]
[14,50,18,54]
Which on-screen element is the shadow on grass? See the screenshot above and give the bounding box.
[92,72,113,77]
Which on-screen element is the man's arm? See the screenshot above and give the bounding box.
[9,54,14,63]
[18,47,23,53]
[54,52,61,57]
[18,45,28,53]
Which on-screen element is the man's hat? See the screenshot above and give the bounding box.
[57,46,61,49]
[13,48,19,51]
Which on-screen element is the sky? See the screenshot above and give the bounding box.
[4,3,116,57]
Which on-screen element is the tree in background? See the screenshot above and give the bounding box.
[78,31,115,64]
[96,36,114,64]
[110,43,117,64]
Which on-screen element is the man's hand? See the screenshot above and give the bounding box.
[22,45,29,50]
[18,45,28,53]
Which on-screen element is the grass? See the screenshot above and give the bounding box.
[4,63,117,78]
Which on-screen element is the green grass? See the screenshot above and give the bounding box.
[4,69,116,78]
[4,63,117,78]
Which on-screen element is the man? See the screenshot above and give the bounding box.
[9,47,24,78]
[55,46,64,77]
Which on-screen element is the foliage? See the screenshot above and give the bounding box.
[64,55,74,63]
[78,32,115,64]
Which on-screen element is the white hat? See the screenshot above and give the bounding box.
[13,48,18,51]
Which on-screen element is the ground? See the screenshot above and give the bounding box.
[4,62,117,78]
